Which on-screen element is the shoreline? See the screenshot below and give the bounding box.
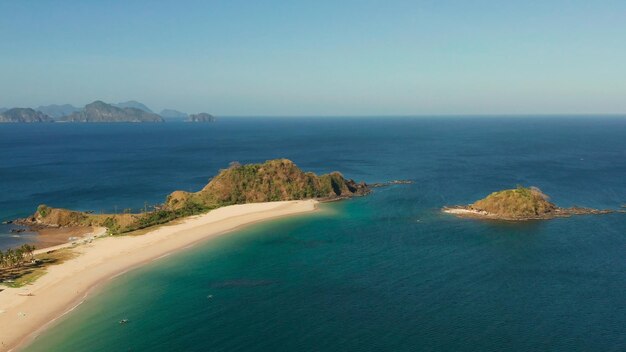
[0,200,318,352]
[442,206,619,221]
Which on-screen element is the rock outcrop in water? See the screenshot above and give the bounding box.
[443,186,615,221]
[60,101,164,123]
[20,159,370,234]
[0,108,54,123]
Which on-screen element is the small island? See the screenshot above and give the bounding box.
[443,186,615,221]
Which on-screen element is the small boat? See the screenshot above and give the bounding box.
[119,319,129,324]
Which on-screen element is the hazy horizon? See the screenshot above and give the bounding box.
[1,1,625,116]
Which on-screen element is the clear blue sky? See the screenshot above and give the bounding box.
[1,0,625,115]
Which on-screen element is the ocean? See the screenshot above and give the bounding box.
[1,117,624,351]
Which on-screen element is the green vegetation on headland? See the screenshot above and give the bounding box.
[443,185,616,220]
[19,159,370,235]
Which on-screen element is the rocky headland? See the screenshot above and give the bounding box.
[17,159,370,234]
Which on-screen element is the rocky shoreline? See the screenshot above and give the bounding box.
[442,205,618,221]
[369,180,414,188]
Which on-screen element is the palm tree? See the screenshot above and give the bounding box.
[21,244,35,261]
[5,248,15,267]
[14,248,24,267]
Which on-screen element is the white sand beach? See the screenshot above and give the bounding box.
[442,207,489,216]
[0,200,318,352]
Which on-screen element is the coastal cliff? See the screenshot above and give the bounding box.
[23,159,369,234]
[443,186,615,221]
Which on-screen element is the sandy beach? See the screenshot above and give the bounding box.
[442,207,489,217]
[0,200,318,352]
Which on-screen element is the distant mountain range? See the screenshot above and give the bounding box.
[36,104,80,119]
[0,100,215,123]
[0,108,54,123]
[160,109,188,120]
[114,101,153,113]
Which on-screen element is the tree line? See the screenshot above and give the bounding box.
[0,244,36,268]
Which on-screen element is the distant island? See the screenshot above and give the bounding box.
[186,112,215,122]
[160,109,188,120]
[59,101,164,123]
[113,100,154,113]
[0,100,216,123]
[0,108,54,123]
[443,186,616,221]
[35,104,80,119]
[18,159,369,234]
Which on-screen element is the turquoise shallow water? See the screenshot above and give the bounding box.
[1,117,624,351]
[23,198,626,352]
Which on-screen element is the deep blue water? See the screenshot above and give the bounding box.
[0,117,624,351]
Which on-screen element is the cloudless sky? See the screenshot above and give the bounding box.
[1,0,625,115]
